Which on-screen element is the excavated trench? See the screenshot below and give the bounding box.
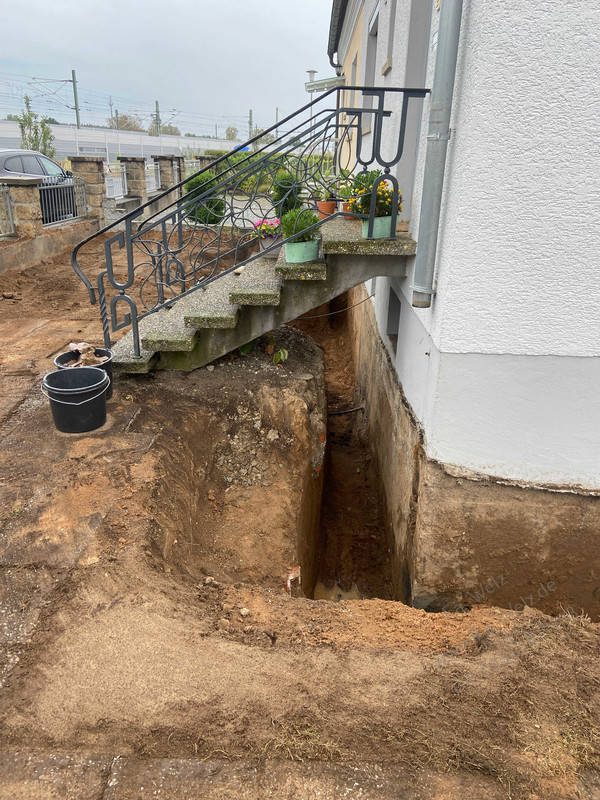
[149,314,398,604]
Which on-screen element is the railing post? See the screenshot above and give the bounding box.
[2,178,43,238]
[117,156,148,204]
[69,155,106,226]
[174,156,186,185]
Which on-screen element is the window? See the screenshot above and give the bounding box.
[363,8,379,132]
[21,155,45,175]
[382,0,397,75]
[40,156,63,177]
[4,156,23,173]
[386,287,401,355]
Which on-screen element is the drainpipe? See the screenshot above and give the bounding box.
[411,0,464,308]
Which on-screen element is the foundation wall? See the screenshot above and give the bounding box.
[346,284,600,620]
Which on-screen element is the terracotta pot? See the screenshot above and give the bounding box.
[341,201,358,220]
[316,200,336,219]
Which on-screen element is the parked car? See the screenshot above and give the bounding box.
[0,149,79,224]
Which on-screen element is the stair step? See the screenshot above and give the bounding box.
[111,329,158,373]
[228,258,282,306]
[139,306,198,352]
[320,216,416,256]
[179,274,241,329]
[275,258,327,281]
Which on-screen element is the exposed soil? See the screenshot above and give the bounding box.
[0,244,599,799]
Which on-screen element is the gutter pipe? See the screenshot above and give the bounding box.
[411,0,464,308]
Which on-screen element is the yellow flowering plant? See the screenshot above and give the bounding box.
[349,179,402,218]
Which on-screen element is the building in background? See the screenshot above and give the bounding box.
[0,120,240,164]
[328,0,600,615]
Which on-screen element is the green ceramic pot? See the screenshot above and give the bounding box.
[361,216,393,239]
[284,239,320,263]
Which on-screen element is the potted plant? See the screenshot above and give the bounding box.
[315,186,336,219]
[252,218,282,259]
[281,208,320,263]
[271,169,304,217]
[348,177,402,239]
[338,181,355,217]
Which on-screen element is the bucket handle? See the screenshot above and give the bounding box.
[41,376,110,406]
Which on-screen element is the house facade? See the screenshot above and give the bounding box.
[329,0,600,616]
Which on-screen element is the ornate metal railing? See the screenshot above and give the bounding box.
[72,87,428,357]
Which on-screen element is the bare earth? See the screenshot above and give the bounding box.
[0,239,599,799]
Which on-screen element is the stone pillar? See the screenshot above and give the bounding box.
[117,156,147,203]
[151,155,175,191]
[69,155,106,226]
[3,178,43,238]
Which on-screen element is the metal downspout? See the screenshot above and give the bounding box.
[411,0,464,308]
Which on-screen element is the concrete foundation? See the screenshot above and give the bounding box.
[346,284,600,620]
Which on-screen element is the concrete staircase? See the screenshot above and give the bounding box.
[112,218,416,373]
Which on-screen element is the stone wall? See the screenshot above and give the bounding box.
[0,219,99,275]
[346,284,600,620]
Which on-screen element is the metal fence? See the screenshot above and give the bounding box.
[145,162,161,194]
[105,165,127,199]
[0,184,14,236]
[38,176,87,227]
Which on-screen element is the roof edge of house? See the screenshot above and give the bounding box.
[327,0,349,61]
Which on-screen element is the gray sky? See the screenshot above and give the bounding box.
[1,0,335,137]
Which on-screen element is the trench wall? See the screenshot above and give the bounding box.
[346,284,600,620]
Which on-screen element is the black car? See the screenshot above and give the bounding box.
[0,149,79,224]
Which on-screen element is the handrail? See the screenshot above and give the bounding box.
[71,86,429,357]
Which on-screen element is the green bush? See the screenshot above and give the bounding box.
[281,208,320,243]
[271,169,303,217]
[184,171,226,225]
[204,149,228,159]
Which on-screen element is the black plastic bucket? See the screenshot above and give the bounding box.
[54,348,114,399]
[42,367,110,433]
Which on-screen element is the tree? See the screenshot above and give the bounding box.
[14,96,55,157]
[148,121,181,136]
[251,128,276,151]
[106,113,145,132]
[225,125,238,140]
[43,117,60,125]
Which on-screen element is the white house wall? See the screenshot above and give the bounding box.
[355,0,600,489]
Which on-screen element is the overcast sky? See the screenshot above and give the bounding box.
[1,0,336,137]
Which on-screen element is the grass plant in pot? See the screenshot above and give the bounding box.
[349,176,402,239]
[252,218,281,259]
[281,208,320,263]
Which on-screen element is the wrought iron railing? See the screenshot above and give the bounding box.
[39,176,87,227]
[72,87,428,357]
[0,184,14,237]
